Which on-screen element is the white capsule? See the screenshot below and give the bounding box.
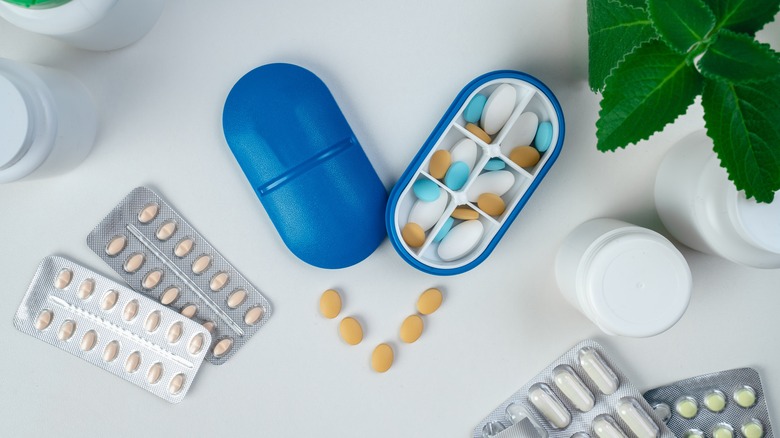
[617,397,660,438]
[408,194,449,232]
[593,414,629,438]
[466,170,515,203]
[578,347,619,395]
[528,383,571,429]
[553,365,595,412]
[450,138,478,171]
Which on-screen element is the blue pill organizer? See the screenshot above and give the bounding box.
[386,71,565,275]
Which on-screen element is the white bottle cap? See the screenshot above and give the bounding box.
[734,193,780,254]
[0,73,32,170]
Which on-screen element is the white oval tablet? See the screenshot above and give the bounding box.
[450,138,478,172]
[593,414,629,438]
[528,383,571,429]
[617,397,660,438]
[553,365,596,412]
[500,112,539,156]
[437,220,484,262]
[578,347,620,395]
[481,84,517,135]
[408,194,449,232]
[467,170,515,202]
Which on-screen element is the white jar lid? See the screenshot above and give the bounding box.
[582,229,692,337]
[734,192,780,254]
[0,73,32,169]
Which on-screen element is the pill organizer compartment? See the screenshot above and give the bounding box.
[387,70,564,275]
[500,94,560,177]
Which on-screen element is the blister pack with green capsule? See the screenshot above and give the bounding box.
[644,368,774,438]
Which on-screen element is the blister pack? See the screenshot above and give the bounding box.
[87,186,272,365]
[644,368,774,438]
[474,340,674,438]
[14,256,211,403]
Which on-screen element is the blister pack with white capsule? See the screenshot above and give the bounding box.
[474,339,674,438]
[13,256,211,403]
[87,186,272,365]
[643,368,774,438]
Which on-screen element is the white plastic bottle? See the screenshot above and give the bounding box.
[655,130,780,269]
[0,58,96,183]
[0,0,165,51]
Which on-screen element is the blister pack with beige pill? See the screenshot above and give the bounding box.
[643,368,774,438]
[13,256,211,403]
[474,340,674,438]
[87,187,272,365]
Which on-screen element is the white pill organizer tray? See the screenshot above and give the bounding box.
[386,70,565,275]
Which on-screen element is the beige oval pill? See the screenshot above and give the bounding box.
[77,279,95,300]
[180,304,198,318]
[167,321,183,343]
[155,220,177,241]
[319,289,342,319]
[451,206,480,220]
[417,288,443,315]
[142,269,163,290]
[80,330,98,351]
[34,309,54,331]
[244,306,265,326]
[477,193,506,217]
[400,315,424,343]
[147,362,164,384]
[429,150,452,180]
[138,203,159,224]
[105,235,128,257]
[123,300,140,322]
[144,311,161,332]
[102,340,119,362]
[191,254,212,275]
[226,289,247,309]
[509,145,541,168]
[213,338,234,358]
[174,237,195,258]
[54,268,73,289]
[159,286,180,305]
[402,222,426,248]
[210,271,229,291]
[57,320,76,341]
[125,351,141,373]
[101,290,119,311]
[339,317,363,345]
[188,333,206,355]
[371,343,394,373]
[466,123,492,144]
[202,320,216,333]
[123,252,145,274]
[168,373,186,395]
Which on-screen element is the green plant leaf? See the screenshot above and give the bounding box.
[703,0,780,34]
[597,40,703,151]
[702,79,780,202]
[698,29,780,84]
[615,0,647,9]
[588,0,657,91]
[648,0,716,53]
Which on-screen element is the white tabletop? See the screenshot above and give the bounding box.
[2,1,779,436]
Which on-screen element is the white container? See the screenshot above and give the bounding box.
[0,58,96,183]
[656,130,780,269]
[0,0,165,51]
[555,219,692,338]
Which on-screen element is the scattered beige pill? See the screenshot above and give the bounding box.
[123,252,145,274]
[451,206,479,220]
[101,290,119,311]
[401,222,425,248]
[400,315,424,343]
[339,317,363,345]
[159,286,180,305]
[465,123,492,144]
[123,300,140,322]
[80,330,98,351]
[142,269,163,290]
[704,390,727,412]
[155,220,177,241]
[210,271,229,291]
[167,321,183,343]
[138,203,159,224]
[174,237,195,258]
[144,310,161,332]
[429,150,451,180]
[102,340,119,362]
[371,343,394,373]
[54,268,73,289]
[34,309,54,331]
[168,373,186,395]
[244,306,265,325]
[319,289,342,319]
[226,289,247,309]
[105,235,128,257]
[180,304,198,318]
[742,419,764,438]
[77,279,95,300]
[191,254,212,275]
[213,338,233,358]
[147,362,164,384]
[125,351,142,373]
[202,320,216,333]
[188,333,206,355]
[509,145,541,168]
[734,386,757,408]
[57,320,76,341]
[417,288,443,315]
[477,193,506,216]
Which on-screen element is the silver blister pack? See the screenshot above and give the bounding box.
[13,256,211,403]
[86,186,273,365]
[474,339,674,438]
[643,368,774,438]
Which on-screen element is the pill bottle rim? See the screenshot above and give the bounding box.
[0,0,118,35]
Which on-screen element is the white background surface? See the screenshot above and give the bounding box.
[2,1,780,436]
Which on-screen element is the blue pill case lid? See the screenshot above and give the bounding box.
[222,63,388,269]
[386,70,565,275]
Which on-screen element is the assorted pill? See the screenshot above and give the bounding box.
[477,193,506,217]
[412,179,441,202]
[428,150,451,179]
[338,317,363,345]
[484,158,506,171]
[319,289,342,319]
[452,206,480,221]
[416,288,443,315]
[371,343,394,373]
[444,161,470,190]
[433,217,454,243]
[438,220,484,261]
[463,93,487,124]
[509,145,541,168]
[466,123,492,144]
[451,138,478,171]
[399,315,423,343]
[480,83,517,135]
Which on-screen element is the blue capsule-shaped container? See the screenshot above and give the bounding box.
[386,71,565,275]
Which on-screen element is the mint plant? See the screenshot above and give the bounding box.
[588,0,780,202]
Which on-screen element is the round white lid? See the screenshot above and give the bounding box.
[735,192,780,254]
[0,73,32,169]
[584,230,692,337]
